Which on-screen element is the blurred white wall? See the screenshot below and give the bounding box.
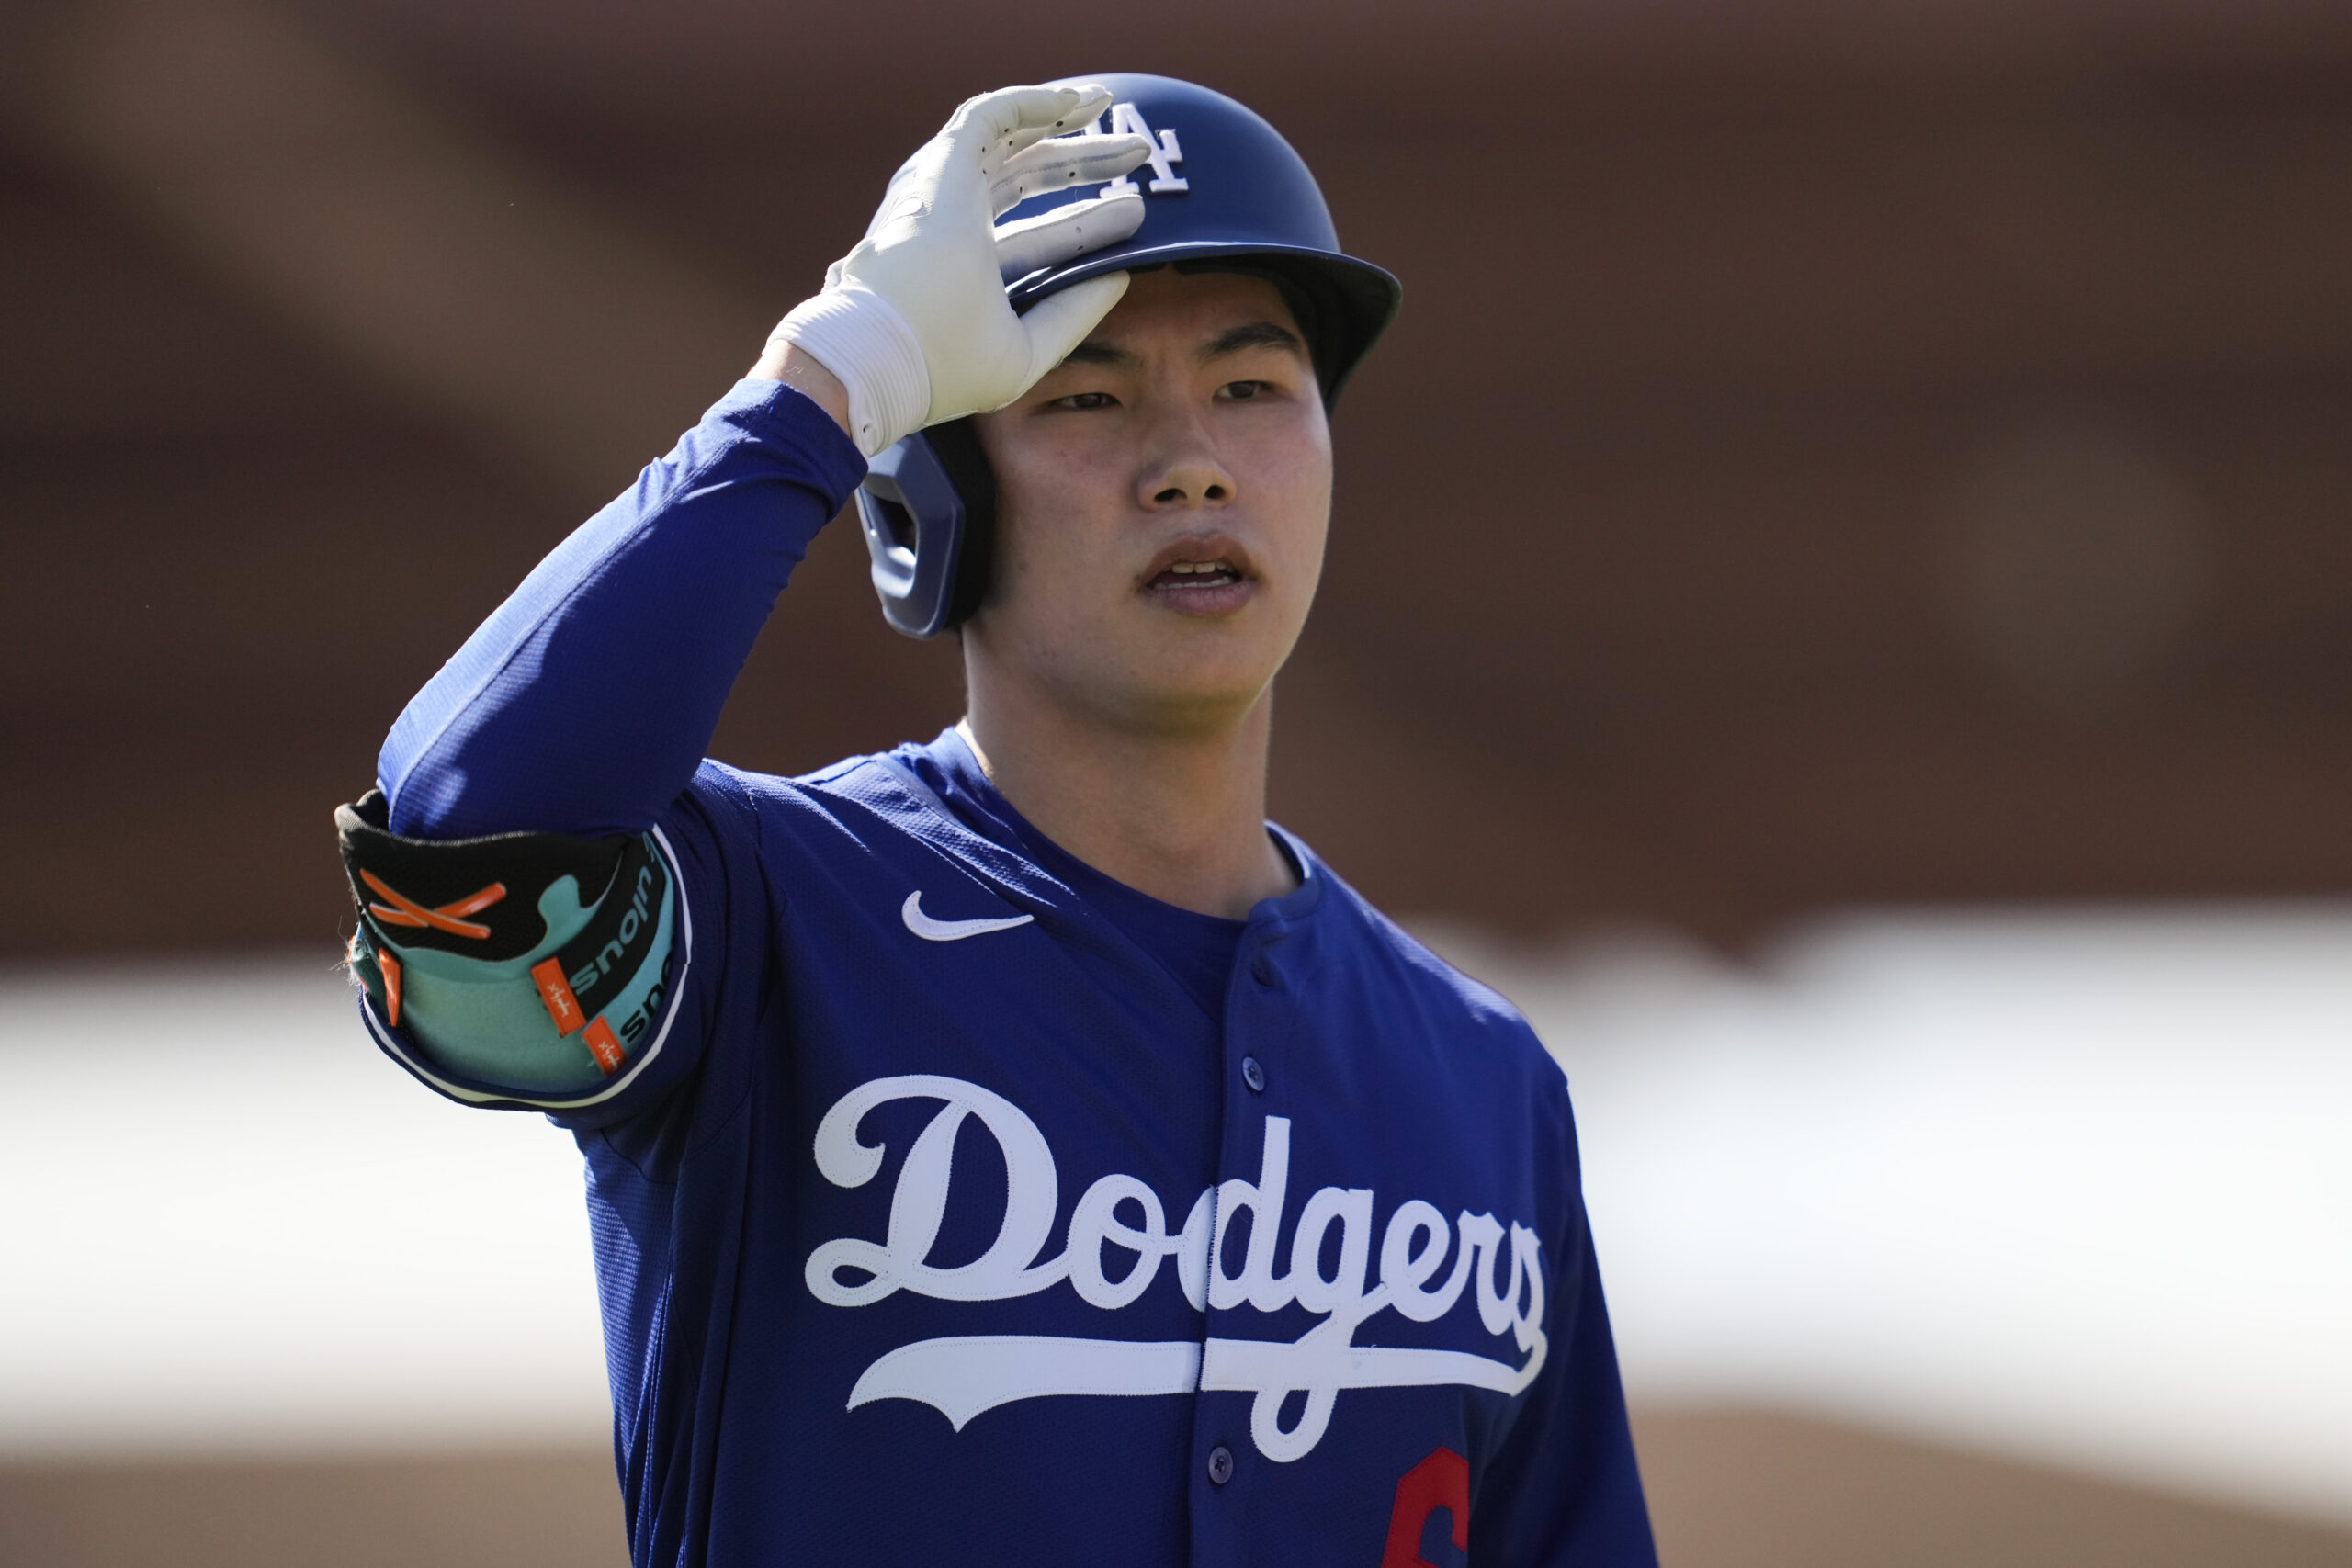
[1434,908,2352,1527]
[0,962,609,1452]
[4,908,2347,1525]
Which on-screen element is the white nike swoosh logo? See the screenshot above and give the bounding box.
[900,891,1035,942]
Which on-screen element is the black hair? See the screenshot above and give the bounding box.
[1170,259,1338,398]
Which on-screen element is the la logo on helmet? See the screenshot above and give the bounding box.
[1085,103,1189,194]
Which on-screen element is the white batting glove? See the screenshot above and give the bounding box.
[770,84,1153,456]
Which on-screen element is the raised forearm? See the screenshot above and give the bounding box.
[378,378,865,839]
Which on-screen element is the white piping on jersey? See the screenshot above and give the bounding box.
[805,1074,1548,1462]
[358,825,693,1111]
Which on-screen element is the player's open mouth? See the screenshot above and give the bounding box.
[1140,537,1257,615]
[1150,559,1242,590]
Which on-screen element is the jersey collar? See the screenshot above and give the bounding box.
[840,725,1326,936]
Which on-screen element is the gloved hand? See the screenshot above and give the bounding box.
[770,84,1153,456]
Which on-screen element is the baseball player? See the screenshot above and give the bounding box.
[337,74,1656,1564]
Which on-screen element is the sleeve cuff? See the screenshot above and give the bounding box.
[704,377,872,506]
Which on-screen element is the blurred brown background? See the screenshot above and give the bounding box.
[3,0,2348,1562]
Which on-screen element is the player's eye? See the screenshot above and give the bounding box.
[1052,390,1119,411]
[1216,380,1272,401]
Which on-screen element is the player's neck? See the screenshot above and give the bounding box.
[957,686,1295,921]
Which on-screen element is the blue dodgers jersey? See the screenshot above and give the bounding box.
[359,731,1654,1565]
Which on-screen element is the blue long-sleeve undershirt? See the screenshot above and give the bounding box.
[379,380,867,840]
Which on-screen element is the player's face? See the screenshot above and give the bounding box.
[967,269,1332,731]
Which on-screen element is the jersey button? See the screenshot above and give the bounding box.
[1250,953,1276,987]
[1207,1444,1236,1485]
[1241,1055,1266,1093]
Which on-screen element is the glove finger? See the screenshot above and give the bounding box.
[1002,83,1116,156]
[952,83,1114,166]
[989,132,1152,218]
[993,190,1147,283]
[1017,271,1133,391]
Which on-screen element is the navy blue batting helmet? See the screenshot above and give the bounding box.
[855,73,1401,637]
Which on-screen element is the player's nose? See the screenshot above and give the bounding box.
[1135,434,1236,513]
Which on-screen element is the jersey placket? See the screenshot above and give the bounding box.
[1189,897,1309,1562]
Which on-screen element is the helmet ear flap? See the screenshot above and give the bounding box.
[853,419,997,638]
[927,419,998,632]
